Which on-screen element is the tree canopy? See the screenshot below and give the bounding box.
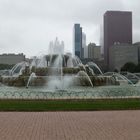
[121,62,140,73]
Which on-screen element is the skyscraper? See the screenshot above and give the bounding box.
[103,11,132,66]
[73,24,82,58]
[82,32,88,58]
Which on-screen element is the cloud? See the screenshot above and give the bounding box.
[0,0,140,57]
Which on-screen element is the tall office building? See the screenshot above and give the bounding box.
[82,32,87,59]
[103,11,132,66]
[73,24,82,58]
[88,43,101,60]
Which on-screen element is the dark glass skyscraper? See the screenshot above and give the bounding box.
[103,11,132,66]
[74,24,82,58]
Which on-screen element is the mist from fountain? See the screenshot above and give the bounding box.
[87,62,103,75]
[77,71,93,87]
[121,72,140,85]
[10,61,29,77]
[26,72,36,88]
[114,73,134,86]
[104,72,135,86]
[37,55,47,68]
[127,72,140,80]
[46,38,72,90]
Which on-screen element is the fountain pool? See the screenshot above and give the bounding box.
[0,85,140,99]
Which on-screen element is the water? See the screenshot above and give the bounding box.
[77,71,93,87]
[26,72,36,88]
[104,72,137,86]
[0,85,140,99]
[1,38,140,99]
[87,62,103,75]
[10,61,29,76]
[47,54,65,90]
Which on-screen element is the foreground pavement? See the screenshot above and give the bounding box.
[0,111,140,140]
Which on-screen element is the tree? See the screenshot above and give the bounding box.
[121,62,136,73]
[135,63,140,72]
[114,69,119,73]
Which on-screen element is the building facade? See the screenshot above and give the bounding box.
[109,44,138,71]
[0,53,25,65]
[73,24,82,59]
[133,42,140,62]
[104,11,132,66]
[88,43,101,60]
[82,32,88,59]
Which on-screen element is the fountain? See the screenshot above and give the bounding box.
[26,72,36,88]
[103,72,138,86]
[10,61,29,77]
[24,38,101,89]
[1,38,140,99]
[87,62,103,75]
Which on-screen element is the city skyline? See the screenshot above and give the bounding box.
[104,11,132,66]
[0,0,140,57]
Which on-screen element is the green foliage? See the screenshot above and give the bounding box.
[121,62,136,73]
[114,69,119,73]
[35,68,48,76]
[0,99,140,111]
[121,62,140,73]
[31,66,36,73]
[22,66,30,76]
[135,63,140,72]
[2,76,28,86]
[63,67,80,74]
[78,65,85,71]
[0,64,14,70]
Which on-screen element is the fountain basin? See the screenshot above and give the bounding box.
[0,85,140,99]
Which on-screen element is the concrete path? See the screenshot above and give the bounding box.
[0,111,140,140]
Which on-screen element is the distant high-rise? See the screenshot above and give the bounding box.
[73,24,82,58]
[88,43,101,60]
[82,32,86,59]
[103,11,132,66]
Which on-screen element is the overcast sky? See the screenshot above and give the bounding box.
[0,0,140,57]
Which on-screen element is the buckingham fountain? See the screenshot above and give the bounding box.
[0,38,140,99]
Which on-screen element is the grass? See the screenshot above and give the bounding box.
[0,99,140,111]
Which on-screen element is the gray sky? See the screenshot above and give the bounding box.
[0,0,140,57]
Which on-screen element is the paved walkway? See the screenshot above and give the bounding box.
[0,111,140,140]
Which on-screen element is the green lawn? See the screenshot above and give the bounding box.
[0,99,140,111]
